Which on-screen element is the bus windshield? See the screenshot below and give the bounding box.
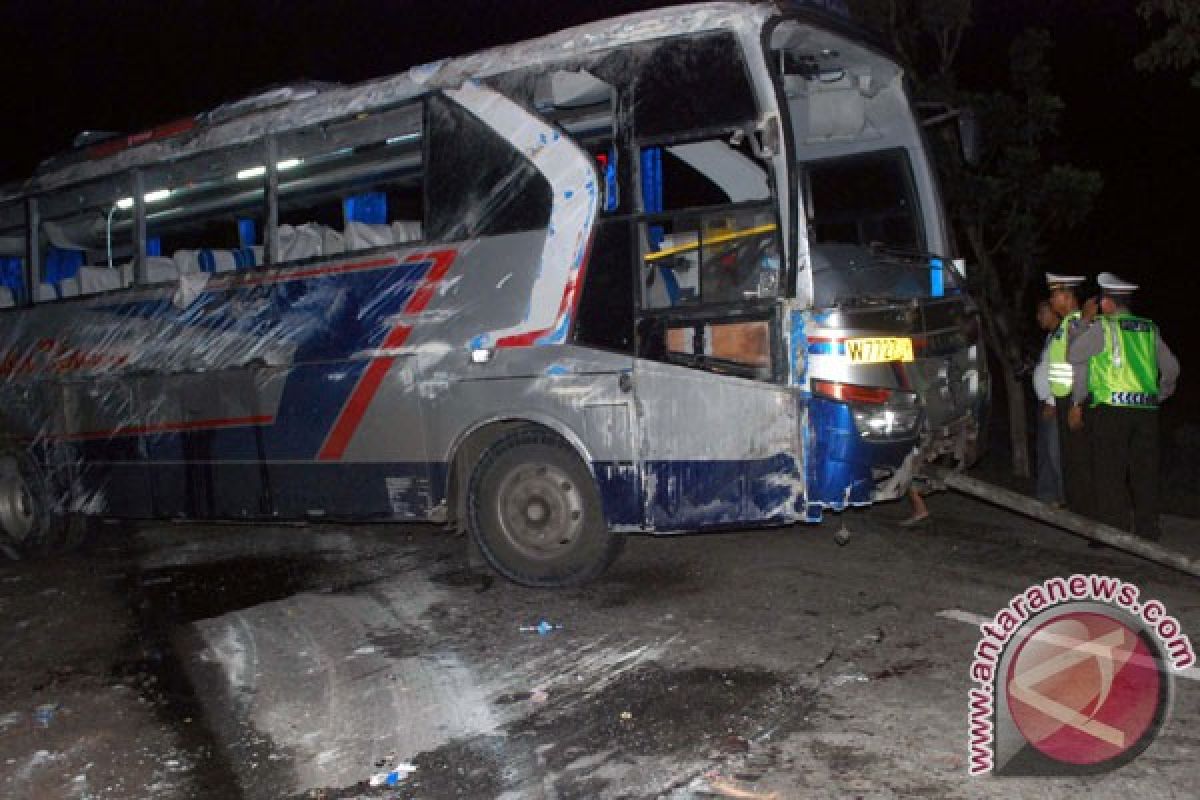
[770,16,951,306]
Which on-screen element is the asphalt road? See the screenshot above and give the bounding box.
[1,491,1197,799]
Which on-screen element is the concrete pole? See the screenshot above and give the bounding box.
[930,468,1200,579]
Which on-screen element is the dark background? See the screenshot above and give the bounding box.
[1,0,1194,376]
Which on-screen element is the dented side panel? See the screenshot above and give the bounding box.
[632,358,803,531]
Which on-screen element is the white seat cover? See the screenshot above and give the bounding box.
[391,220,422,243]
[58,276,81,297]
[145,256,180,283]
[174,249,201,275]
[79,266,123,294]
[344,221,394,250]
[278,223,324,261]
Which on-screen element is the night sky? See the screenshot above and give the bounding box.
[2,0,1196,361]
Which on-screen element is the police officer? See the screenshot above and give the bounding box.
[1032,300,1064,505]
[1067,272,1180,539]
[1044,272,1092,514]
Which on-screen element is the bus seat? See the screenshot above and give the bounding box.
[36,283,57,302]
[278,223,324,261]
[174,249,201,274]
[231,247,256,270]
[198,249,237,273]
[344,221,394,250]
[58,276,82,298]
[0,286,14,308]
[392,220,422,243]
[120,262,135,287]
[322,226,345,255]
[146,256,180,284]
[79,266,123,294]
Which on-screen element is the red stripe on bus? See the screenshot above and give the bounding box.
[59,414,274,441]
[207,256,399,290]
[316,249,457,461]
[87,118,197,160]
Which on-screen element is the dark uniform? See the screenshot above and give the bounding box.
[1044,273,1092,514]
[1069,272,1180,539]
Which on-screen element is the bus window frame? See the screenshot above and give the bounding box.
[629,130,787,384]
[0,198,29,309]
[619,30,788,385]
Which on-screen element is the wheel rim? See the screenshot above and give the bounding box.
[0,467,37,543]
[494,461,586,561]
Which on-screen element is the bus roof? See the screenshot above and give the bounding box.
[9,1,863,201]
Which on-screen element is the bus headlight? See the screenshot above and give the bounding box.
[851,404,922,439]
[812,380,922,440]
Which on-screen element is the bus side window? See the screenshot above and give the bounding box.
[638,140,778,310]
[37,176,135,300]
[426,94,551,242]
[632,33,758,140]
[144,142,268,279]
[275,105,425,263]
[0,202,26,307]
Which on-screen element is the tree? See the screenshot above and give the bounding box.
[848,2,1102,479]
[1137,0,1200,87]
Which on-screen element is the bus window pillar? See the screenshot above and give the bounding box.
[24,198,39,307]
[265,136,279,265]
[132,170,147,285]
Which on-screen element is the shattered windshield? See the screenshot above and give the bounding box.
[804,149,922,251]
[810,242,960,308]
[803,149,953,306]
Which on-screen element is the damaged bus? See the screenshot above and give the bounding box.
[0,1,987,585]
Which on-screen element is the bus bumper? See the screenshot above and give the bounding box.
[806,396,919,515]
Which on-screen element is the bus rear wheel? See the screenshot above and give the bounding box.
[0,449,79,560]
[468,429,623,587]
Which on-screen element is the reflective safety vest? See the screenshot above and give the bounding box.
[1088,313,1160,409]
[1047,310,1080,397]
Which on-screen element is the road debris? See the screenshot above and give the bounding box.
[519,619,563,635]
[705,775,781,799]
[33,703,59,727]
[368,762,417,787]
[830,671,869,687]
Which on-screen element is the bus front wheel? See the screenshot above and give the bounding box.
[467,429,624,588]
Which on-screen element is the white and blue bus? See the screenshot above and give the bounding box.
[0,2,987,585]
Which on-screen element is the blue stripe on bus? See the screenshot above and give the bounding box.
[806,396,915,510]
[807,341,845,356]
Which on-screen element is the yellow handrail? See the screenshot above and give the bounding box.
[644,223,778,263]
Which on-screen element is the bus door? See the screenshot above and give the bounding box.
[632,342,801,531]
[629,130,803,527]
[632,202,801,530]
[144,365,273,519]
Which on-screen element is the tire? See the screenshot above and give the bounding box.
[0,448,80,559]
[467,429,624,588]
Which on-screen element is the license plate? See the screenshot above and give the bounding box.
[846,337,914,364]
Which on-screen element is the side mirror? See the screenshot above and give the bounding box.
[919,102,981,166]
